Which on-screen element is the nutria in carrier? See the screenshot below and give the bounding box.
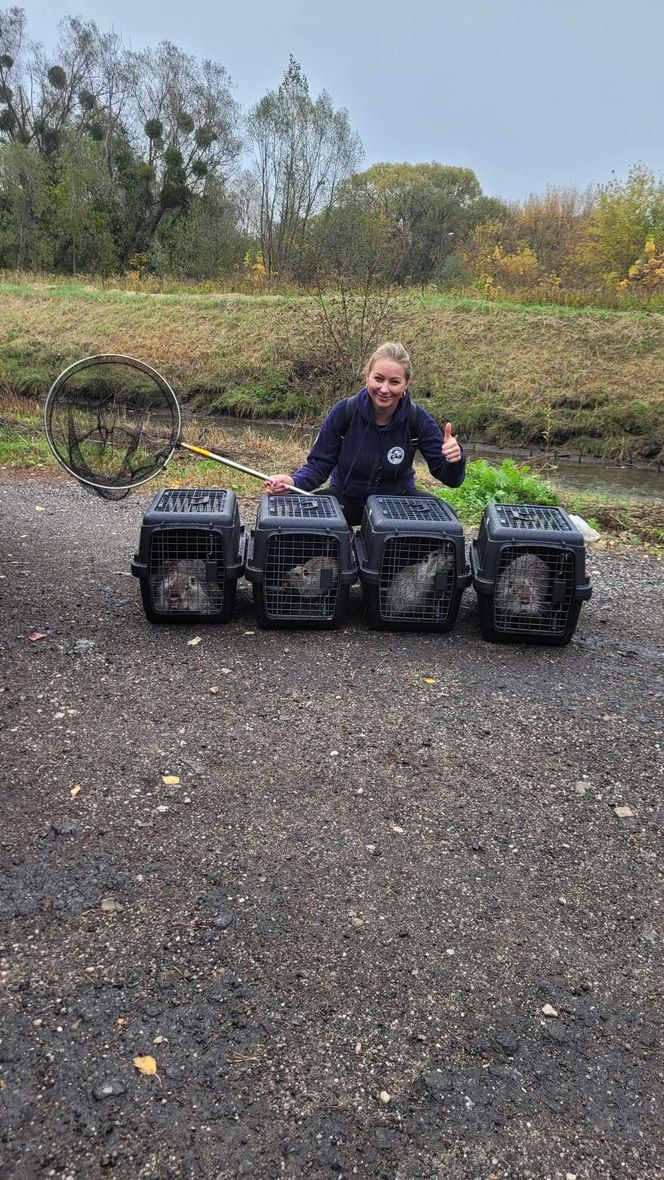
[355,495,471,631]
[469,503,592,645]
[244,494,357,629]
[131,488,245,623]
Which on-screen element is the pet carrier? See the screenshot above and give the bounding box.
[469,503,592,645]
[131,488,244,623]
[244,493,357,629]
[355,495,471,631]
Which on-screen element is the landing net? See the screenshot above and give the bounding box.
[44,355,181,500]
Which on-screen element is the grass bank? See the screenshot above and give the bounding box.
[0,279,662,462]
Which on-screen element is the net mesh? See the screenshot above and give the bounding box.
[44,356,180,499]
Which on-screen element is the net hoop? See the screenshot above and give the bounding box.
[43,353,182,493]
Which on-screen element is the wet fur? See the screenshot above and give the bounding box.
[386,548,454,615]
[284,555,339,598]
[495,552,550,616]
[152,559,214,613]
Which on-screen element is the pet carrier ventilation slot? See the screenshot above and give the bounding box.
[267,496,340,520]
[153,489,230,515]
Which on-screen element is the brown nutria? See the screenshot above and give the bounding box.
[283,555,339,597]
[386,547,454,615]
[152,559,214,613]
[495,552,550,616]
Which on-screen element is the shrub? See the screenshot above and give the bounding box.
[436,458,558,523]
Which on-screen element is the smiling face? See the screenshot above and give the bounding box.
[365,359,408,422]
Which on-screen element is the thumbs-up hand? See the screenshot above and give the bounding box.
[442,422,461,463]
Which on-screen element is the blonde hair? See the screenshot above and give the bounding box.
[364,341,412,384]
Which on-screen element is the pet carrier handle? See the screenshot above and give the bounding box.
[179,443,313,495]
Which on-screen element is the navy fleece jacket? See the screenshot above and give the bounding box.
[292,389,466,501]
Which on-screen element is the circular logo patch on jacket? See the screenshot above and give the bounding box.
[387,446,405,465]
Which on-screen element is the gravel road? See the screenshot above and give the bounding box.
[1,477,663,1180]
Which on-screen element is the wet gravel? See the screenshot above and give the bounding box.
[1,477,663,1180]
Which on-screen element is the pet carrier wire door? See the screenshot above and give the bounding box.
[131,488,245,623]
[355,495,471,631]
[244,494,357,629]
[469,503,592,645]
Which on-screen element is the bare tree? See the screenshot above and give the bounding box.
[229,167,260,239]
[0,10,99,154]
[310,192,405,384]
[247,56,362,279]
[84,26,138,180]
[515,184,597,283]
[131,41,241,188]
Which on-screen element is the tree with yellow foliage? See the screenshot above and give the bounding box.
[460,217,541,291]
[620,236,664,294]
[579,166,664,286]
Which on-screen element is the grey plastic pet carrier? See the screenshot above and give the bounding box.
[469,503,592,645]
[355,494,471,631]
[244,493,357,629]
[131,488,244,623]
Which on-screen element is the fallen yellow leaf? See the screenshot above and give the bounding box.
[70,784,81,798]
[133,1055,158,1076]
[161,775,180,785]
[424,678,437,684]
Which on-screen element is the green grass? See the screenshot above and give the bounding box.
[0,281,303,309]
[419,292,657,319]
[0,426,51,467]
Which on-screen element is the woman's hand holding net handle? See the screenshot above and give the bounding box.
[265,473,298,493]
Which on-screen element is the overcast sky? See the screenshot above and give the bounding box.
[12,0,664,202]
